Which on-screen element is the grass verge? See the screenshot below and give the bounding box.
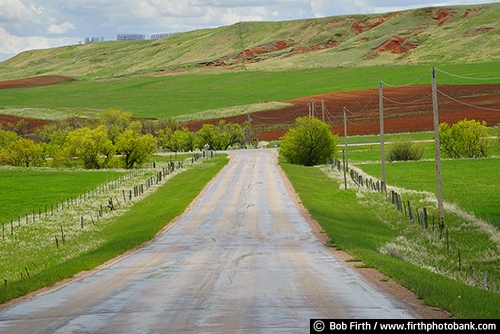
[278,157,500,318]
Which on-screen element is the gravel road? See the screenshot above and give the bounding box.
[0,149,414,333]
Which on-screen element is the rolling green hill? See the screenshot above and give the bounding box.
[1,3,500,81]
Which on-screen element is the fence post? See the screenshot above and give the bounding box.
[423,208,428,228]
[408,201,415,222]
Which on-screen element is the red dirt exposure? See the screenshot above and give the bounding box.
[236,40,291,61]
[376,36,415,54]
[350,14,396,35]
[0,75,76,90]
[182,84,500,141]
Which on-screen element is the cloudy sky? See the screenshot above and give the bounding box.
[0,0,495,61]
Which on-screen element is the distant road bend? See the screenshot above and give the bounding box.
[0,149,413,333]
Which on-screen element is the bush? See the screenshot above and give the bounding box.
[280,116,338,166]
[387,137,425,162]
[439,119,490,159]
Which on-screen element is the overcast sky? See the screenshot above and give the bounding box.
[0,0,496,61]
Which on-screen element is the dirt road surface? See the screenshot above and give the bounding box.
[0,149,417,333]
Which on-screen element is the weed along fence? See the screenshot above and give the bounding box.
[330,158,500,292]
[0,153,204,289]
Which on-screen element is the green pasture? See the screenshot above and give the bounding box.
[279,157,500,318]
[0,168,125,224]
[1,62,499,121]
[358,157,500,228]
[0,155,229,304]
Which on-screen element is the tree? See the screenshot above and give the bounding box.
[116,129,157,169]
[0,126,19,148]
[63,125,115,169]
[219,121,246,150]
[195,123,221,150]
[280,116,338,166]
[194,120,247,150]
[0,138,45,167]
[98,108,132,144]
[439,119,490,158]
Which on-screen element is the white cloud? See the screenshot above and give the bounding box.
[0,0,43,20]
[47,21,76,34]
[0,27,78,61]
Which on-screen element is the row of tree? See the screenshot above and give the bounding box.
[0,109,492,169]
[0,109,249,169]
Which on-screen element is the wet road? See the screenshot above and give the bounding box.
[0,149,413,333]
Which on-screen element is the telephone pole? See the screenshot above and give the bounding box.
[379,81,386,192]
[322,100,325,122]
[343,107,349,172]
[432,67,445,230]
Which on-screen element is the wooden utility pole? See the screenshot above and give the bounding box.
[343,107,349,171]
[379,81,386,192]
[322,100,325,122]
[432,67,445,230]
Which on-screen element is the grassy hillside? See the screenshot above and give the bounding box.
[1,3,500,80]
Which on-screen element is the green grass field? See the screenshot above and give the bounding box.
[358,158,500,227]
[0,168,125,224]
[1,63,500,120]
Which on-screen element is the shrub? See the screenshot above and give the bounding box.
[439,119,490,159]
[387,137,425,162]
[280,116,338,166]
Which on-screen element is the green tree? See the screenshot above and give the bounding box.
[280,116,338,166]
[98,108,132,144]
[194,120,246,150]
[0,138,46,167]
[439,119,490,158]
[116,129,157,169]
[195,123,221,150]
[174,128,196,152]
[157,126,196,152]
[219,121,246,150]
[63,125,115,169]
[0,126,19,148]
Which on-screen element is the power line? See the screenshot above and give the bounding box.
[437,89,500,112]
[380,68,432,87]
[435,67,500,81]
[383,93,432,105]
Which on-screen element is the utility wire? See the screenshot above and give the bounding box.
[437,89,500,112]
[383,93,432,105]
[435,67,500,81]
[380,68,432,87]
